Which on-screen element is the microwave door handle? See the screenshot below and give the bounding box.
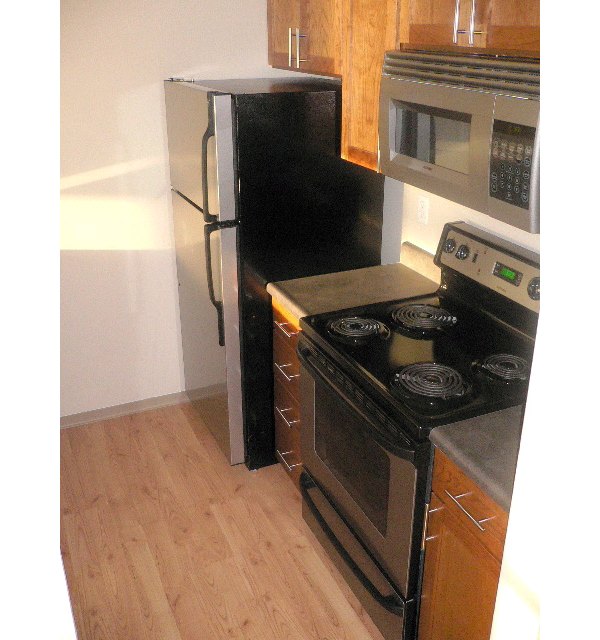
[201,98,218,224]
[300,473,406,617]
[204,222,225,346]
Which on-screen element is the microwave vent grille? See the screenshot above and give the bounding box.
[383,50,539,98]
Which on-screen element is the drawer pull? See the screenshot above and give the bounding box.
[276,449,302,473]
[275,361,300,381]
[444,490,495,532]
[274,320,299,339]
[275,406,300,428]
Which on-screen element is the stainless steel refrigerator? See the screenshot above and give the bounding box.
[164,78,384,469]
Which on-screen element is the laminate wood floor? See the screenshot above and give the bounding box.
[60,401,383,640]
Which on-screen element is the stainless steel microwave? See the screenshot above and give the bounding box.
[379,51,540,233]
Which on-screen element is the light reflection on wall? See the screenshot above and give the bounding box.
[60,157,171,251]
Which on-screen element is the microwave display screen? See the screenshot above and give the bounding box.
[393,100,472,174]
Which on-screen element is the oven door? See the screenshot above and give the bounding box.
[299,342,429,601]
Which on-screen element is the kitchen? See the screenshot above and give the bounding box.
[31,0,593,638]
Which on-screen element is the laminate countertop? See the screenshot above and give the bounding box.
[429,405,525,512]
[266,262,439,319]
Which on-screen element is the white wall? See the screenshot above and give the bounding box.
[397,181,540,256]
[60,0,289,416]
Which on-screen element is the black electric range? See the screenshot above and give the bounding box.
[297,221,540,640]
[299,289,535,441]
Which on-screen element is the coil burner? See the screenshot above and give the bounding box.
[481,353,529,382]
[391,304,457,337]
[327,317,390,344]
[391,362,470,400]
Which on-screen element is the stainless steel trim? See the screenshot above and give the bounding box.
[275,361,300,381]
[212,94,244,464]
[444,490,487,531]
[276,449,302,472]
[274,320,300,339]
[275,406,300,427]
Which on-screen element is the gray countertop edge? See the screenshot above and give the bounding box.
[429,405,524,512]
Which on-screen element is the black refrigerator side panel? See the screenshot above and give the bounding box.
[234,88,341,470]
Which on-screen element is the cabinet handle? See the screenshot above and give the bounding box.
[274,361,300,381]
[275,406,300,428]
[444,490,495,531]
[274,320,299,339]
[294,27,308,69]
[453,0,467,43]
[276,449,302,473]
[468,0,484,45]
[288,27,292,67]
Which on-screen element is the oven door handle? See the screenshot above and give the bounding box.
[298,344,417,462]
[300,472,406,616]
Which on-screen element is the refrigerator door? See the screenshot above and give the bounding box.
[166,81,244,465]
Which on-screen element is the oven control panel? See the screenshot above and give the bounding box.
[436,222,540,313]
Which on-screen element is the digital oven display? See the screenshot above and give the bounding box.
[493,262,523,286]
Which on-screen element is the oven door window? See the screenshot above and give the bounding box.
[393,99,471,174]
[314,384,390,536]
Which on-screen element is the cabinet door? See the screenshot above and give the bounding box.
[268,0,301,69]
[342,0,400,169]
[299,0,342,75]
[418,492,502,640]
[486,0,539,53]
[401,0,489,49]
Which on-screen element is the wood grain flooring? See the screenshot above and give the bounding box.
[61,401,384,640]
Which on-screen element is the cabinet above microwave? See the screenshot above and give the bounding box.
[379,51,540,234]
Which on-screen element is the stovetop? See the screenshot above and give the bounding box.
[299,291,535,440]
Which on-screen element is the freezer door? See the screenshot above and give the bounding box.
[164,82,236,223]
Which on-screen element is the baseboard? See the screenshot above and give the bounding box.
[60,383,227,429]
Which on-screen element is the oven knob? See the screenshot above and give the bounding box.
[527,277,540,300]
[455,244,470,260]
[444,238,456,253]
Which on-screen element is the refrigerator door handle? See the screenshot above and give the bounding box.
[201,97,219,224]
[204,220,237,346]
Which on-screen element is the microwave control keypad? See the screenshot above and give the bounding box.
[489,120,536,210]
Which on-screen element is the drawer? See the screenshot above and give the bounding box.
[274,381,301,435]
[272,305,301,353]
[274,407,302,485]
[273,338,301,399]
[432,449,508,563]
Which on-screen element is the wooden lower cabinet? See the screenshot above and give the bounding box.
[418,449,509,640]
[272,301,303,488]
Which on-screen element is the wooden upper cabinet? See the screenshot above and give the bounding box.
[399,0,540,55]
[486,1,540,53]
[267,0,342,76]
[268,0,301,69]
[341,0,400,170]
